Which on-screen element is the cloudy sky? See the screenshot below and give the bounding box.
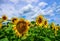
[0,0,60,24]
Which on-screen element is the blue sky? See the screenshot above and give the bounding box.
[0,0,60,24]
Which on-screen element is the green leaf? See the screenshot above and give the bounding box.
[21,36,27,40]
[40,36,45,39]
[18,39,21,41]
[31,21,36,24]
[50,35,55,38]
[44,37,51,41]
[0,38,9,41]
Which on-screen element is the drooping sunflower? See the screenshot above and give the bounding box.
[51,22,59,36]
[13,18,30,37]
[55,26,59,31]
[43,20,48,28]
[2,15,7,21]
[51,22,55,30]
[36,15,44,27]
[11,17,18,25]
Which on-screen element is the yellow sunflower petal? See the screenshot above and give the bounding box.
[11,17,19,25]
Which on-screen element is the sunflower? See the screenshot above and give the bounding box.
[51,22,59,36]
[0,23,2,29]
[36,15,44,27]
[0,18,3,23]
[51,22,55,30]
[0,18,3,29]
[43,20,48,28]
[11,17,18,25]
[55,26,59,31]
[54,26,59,36]
[2,15,7,21]
[13,18,30,37]
[51,23,58,36]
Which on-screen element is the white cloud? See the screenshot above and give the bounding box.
[56,5,60,14]
[30,2,58,21]
[0,4,19,19]
[31,7,54,18]
[56,6,60,9]
[0,3,35,20]
[2,0,38,4]
[19,2,56,20]
[44,8,54,16]
[21,4,33,10]
[21,0,38,4]
[18,4,34,15]
[9,0,19,4]
[0,0,19,4]
[38,2,48,8]
[56,9,60,14]
[0,2,56,19]
[56,9,60,11]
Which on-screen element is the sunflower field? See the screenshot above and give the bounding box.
[0,15,60,41]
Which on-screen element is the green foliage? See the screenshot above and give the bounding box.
[0,38,8,41]
[0,21,60,41]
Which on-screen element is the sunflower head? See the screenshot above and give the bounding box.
[43,20,48,28]
[44,20,48,25]
[2,15,7,21]
[36,15,44,26]
[13,18,30,37]
[11,17,18,25]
